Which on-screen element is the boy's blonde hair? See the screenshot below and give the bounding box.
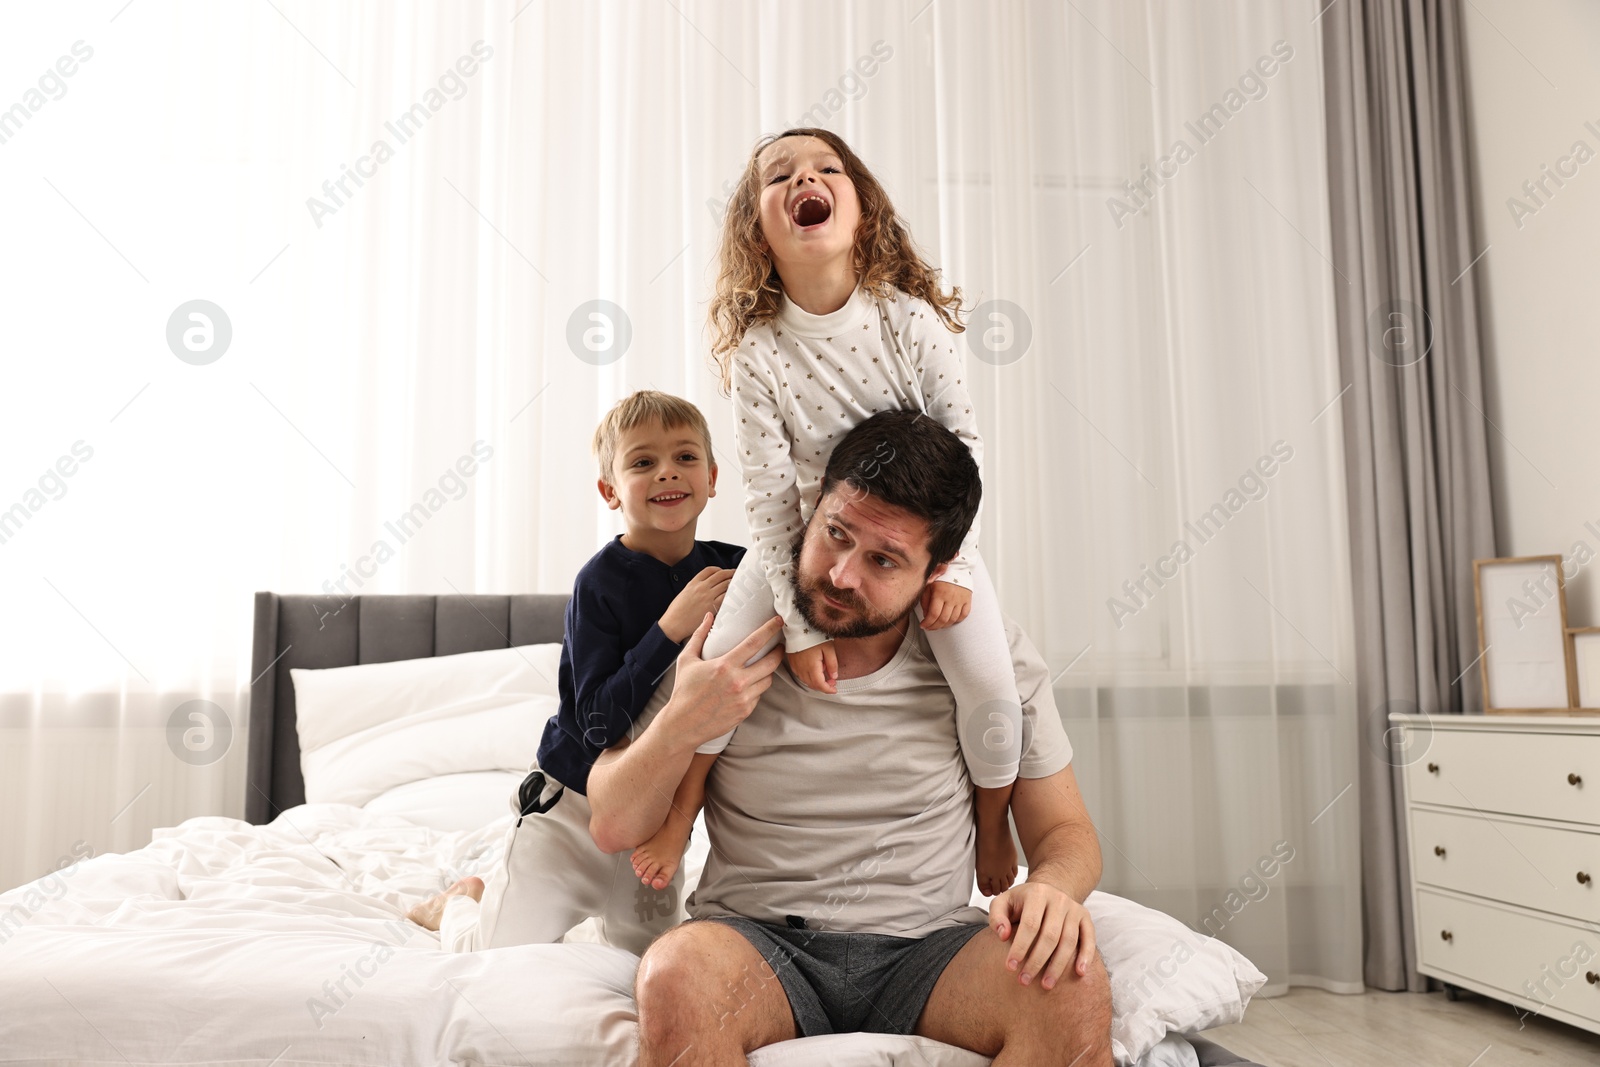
[593,390,716,485]
[706,127,966,397]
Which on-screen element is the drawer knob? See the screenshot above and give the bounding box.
[1434,845,1447,857]
[1428,762,1440,774]
[1589,972,1600,985]
[1580,871,1593,886]
[1570,773,1584,786]
[1441,930,1453,942]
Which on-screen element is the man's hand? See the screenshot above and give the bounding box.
[658,567,737,643]
[988,881,1097,991]
[665,611,786,746]
[586,612,784,854]
[785,641,837,694]
[919,580,972,630]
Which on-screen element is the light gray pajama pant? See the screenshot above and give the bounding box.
[438,770,685,957]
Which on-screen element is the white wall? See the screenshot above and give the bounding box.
[1463,1,1600,625]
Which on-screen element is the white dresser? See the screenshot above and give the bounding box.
[1391,713,1600,1034]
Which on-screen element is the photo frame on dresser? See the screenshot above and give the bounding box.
[1473,555,1577,714]
[1569,627,1600,711]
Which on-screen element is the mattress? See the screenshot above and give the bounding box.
[0,801,1268,1066]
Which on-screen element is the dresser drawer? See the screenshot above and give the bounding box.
[1417,889,1600,1025]
[1411,808,1600,923]
[1406,728,1600,823]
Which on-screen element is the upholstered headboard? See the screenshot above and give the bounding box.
[245,592,571,824]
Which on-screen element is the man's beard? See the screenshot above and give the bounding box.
[790,533,917,639]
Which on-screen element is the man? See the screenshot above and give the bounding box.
[587,410,1114,1066]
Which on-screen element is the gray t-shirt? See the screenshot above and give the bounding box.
[642,613,1072,939]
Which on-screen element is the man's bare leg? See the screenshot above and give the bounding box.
[635,920,796,1067]
[406,876,483,931]
[915,926,1114,1066]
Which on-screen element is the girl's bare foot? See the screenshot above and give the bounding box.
[406,876,484,931]
[977,831,1018,897]
[630,822,691,891]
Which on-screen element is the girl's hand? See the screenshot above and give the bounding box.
[786,641,838,694]
[919,581,972,630]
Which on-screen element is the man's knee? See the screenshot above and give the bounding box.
[635,925,710,1037]
[1040,950,1114,1064]
[636,923,763,1037]
[636,921,793,1057]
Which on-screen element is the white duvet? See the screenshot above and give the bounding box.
[0,802,1214,1067]
[0,641,1240,1065]
[0,803,1013,1066]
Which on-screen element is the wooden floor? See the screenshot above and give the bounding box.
[1199,986,1600,1066]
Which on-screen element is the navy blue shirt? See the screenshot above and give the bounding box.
[536,534,746,794]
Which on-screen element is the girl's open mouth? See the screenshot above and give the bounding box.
[791,193,832,228]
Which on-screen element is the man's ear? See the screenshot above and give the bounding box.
[596,477,621,511]
[926,560,949,585]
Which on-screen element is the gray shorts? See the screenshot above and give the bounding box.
[702,915,985,1038]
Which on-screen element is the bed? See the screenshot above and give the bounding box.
[0,592,1271,1067]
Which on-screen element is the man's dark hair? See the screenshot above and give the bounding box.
[819,409,981,576]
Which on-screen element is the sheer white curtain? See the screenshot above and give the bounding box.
[0,0,1358,991]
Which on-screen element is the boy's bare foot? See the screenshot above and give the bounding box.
[631,821,692,891]
[977,830,1018,897]
[406,876,484,931]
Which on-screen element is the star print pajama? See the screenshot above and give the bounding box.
[700,286,1023,786]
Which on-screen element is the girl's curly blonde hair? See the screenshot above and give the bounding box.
[707,127,965,397]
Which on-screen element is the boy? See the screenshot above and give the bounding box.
[407,390,743,955]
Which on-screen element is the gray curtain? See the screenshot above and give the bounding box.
[1320,0,1497,992]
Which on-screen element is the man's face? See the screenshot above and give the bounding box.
[792,483,948,639]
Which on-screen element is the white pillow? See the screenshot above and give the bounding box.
[969,876,1265,1066]
[1136,1033,1201,1067]
[291,643,562,806]
[363,770,524,830]
[1090,890,1264,1063]
[747,1035,985,1066]
[748,1032,1196,1067]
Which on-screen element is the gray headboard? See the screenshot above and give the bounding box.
[246,592,571,824]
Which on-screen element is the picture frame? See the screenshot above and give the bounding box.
[1473,555,1577,714]
[1568,627,1600,711]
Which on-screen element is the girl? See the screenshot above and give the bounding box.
[629,128,1024,898]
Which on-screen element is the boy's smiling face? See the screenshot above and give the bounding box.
[598,419,718,535]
